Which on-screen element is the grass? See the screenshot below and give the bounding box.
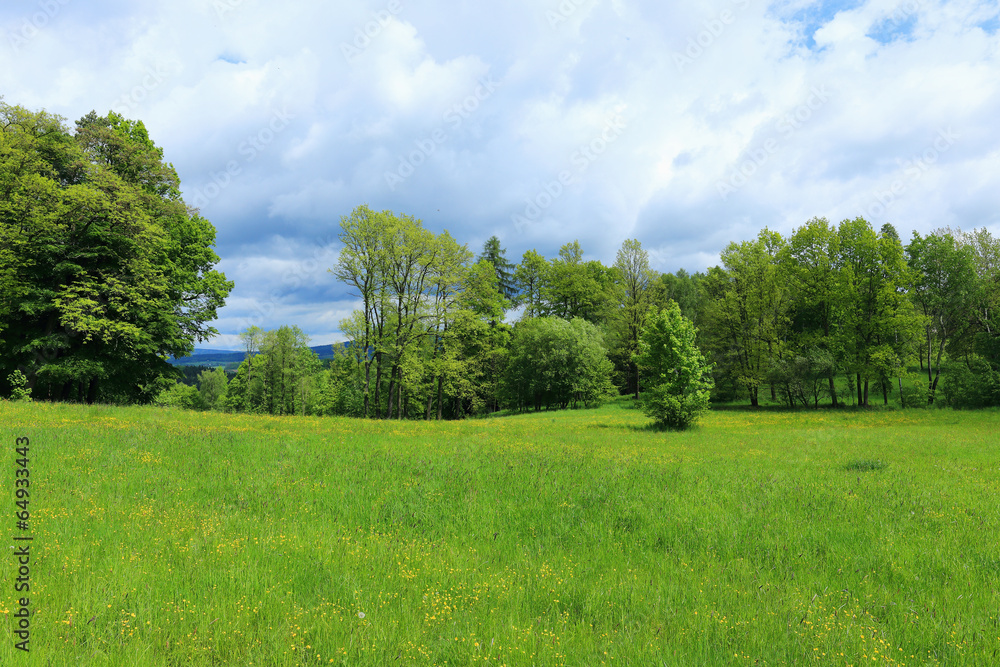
[1,398,998,665]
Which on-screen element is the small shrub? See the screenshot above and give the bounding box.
[6,371,32,402]
[154,382,200,409]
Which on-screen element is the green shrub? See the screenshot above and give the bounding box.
[635,302,713,429]
[154,382,201,409]
[6,371,32,401]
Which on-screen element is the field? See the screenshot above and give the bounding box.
[0,400,998,665]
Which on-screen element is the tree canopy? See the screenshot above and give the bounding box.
[0,100,232,403]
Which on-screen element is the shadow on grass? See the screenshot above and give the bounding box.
[844,459,888,472]
[709,403,894,414]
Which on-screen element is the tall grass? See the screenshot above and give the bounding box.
[1,399,998,664]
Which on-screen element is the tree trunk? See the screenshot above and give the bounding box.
[828,374,839,408]
[436,376,444,421]
[863,379,869,407]
[857,373,863,406]
[363,354,371,418]
[926,329,933,382]
[86,378,99,405]
[384,362,398,419]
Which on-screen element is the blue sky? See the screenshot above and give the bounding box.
[2,0,999,348]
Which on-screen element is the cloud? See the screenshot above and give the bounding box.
[1,0,999,343]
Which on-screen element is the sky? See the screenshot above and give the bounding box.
[2,0,999,349]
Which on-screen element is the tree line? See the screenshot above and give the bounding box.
[175,208,1000,419]
[4,100,998,414]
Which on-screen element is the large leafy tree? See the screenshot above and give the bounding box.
[906,230,979,404]
[543,240,614,323]
[607,238,657,398]
[834,218,915,406]
[513,249,548,319]
[0,101,232,403]
[702,229,788,407]
[781,217,842,406]
[502,316,614,412]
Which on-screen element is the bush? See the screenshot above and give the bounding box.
[6,371,32,401]
[635,302,714,429]
[942,358,1000,409]
[154,382,201,409]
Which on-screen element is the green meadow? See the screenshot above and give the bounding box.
[1,400,998,665]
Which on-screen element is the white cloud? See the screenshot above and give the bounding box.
[2,0,998,343]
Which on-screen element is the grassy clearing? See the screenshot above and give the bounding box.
[0,399,998,665]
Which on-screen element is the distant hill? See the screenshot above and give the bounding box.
[170,343,347,367]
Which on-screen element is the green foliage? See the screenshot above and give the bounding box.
[513,249,548,318]
[154,382,200,409]
[502,316,615,411]
[197,366,229,411]
[766,347,835,408]
[0,100,232,404]
[635,302,713,429]
[942,357,1000,409]
[701,230,787,407]
[605,239,657,398]
[6,370,31,401]
[907,230,980,404]
[542,241,614,323]
[478,235,517,303]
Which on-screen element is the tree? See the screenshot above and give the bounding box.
[906,230,978,404]
[542,241,613,323]
[0,101,232,403]
[781,217,842,406]
[608,239,657,398]
[331,205,388,418]
[834,218,915,406]
[478,235,517,304]
[502,317,614,411]
[513,249,548,319]
[634,302,714,429]
[702,229,787,407]
[197,366,228,411]
[658,269,704,326]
